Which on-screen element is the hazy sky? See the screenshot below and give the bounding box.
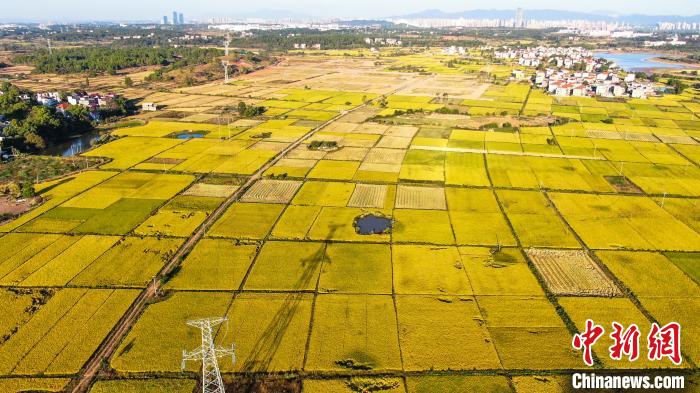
[2,0,700,22]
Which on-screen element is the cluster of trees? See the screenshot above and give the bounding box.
[14,46,223,75]
[236,102,266,118]
[665,77,688,94]
[0,82,108,150]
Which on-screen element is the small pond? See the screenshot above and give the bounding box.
[354,214,393,235]
[175,132,206,139]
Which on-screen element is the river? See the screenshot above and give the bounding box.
[593,52,685,72]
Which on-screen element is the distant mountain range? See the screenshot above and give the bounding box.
[388,9,700,26]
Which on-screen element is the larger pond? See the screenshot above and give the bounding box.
[41,130,104,157]
[593,52,684,72]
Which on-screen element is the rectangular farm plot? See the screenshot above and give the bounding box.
[348,184,389,209]
[446,188,516,246]
[477,296,566,329]
[396,295,501,371]
[395,186,446,210]
[392,209,454,245]
[306,294,401,371]
[165,240,256,291]
[406,376,512,393]
[307,160,360,180]
[445,152,490,186]
[596,251,700,298]
[496,190,579,248]
[292,181,355,207]
[559,297,670,369]
[526,249,621,297]
[0,288,138,375]
[393,245,471,295]
[487,326,580,370]
[244,241,326,291]
[15,235,121,287]
[89,379,197,393]
[0,379,69,392]
[319,243,392,294]
[208,203,285,239]
[304,379,404,393]
[83,137,182,170]
[70,237,184,287]
[135,196,224,237]
[240,179,302,204]
[270,205,322,240]
[459,247,546,296]
[111,292,234,373]
[219,293,313,372]
[637,297,700,364]
[549,193,700,251]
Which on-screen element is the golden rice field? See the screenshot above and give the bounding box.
[1,51,699,392]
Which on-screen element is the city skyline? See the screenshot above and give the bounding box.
[1,1,700,22]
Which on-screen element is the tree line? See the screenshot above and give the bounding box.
[13,46,223,75]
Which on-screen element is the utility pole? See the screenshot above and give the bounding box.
[47,38,52,55]
[182,317,235,393]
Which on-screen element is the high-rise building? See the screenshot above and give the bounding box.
[515,8,525,28]
[162,16,168,25]
[172,11,178,25]
[179,13,184,25]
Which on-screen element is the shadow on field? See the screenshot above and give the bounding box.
[239,224,338,372]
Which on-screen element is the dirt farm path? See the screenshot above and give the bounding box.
[68,77,422,393]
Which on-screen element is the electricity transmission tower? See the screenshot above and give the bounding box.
[224,32,231,56]
[182,317,236,393]
[221,60,230,84]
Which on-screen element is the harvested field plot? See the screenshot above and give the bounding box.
[183,183,239,198]
[240,179,302,204]
[347,184,389,209]
[395,185,446,210]
[526,249,622,297]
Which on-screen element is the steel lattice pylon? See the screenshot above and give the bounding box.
[182,317,236,393]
